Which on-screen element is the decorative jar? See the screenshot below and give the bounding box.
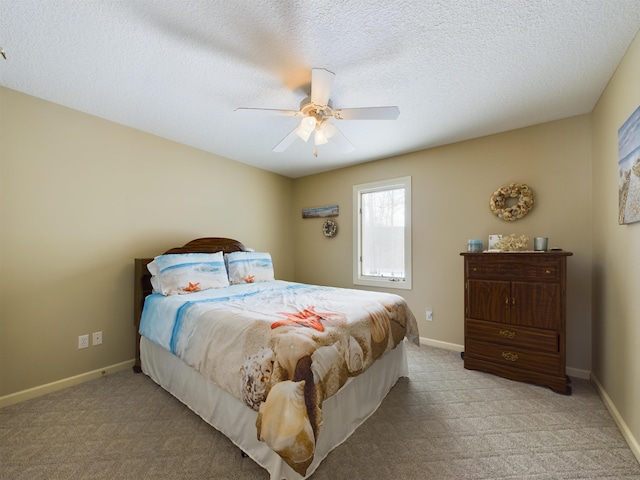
[467,239,483,253]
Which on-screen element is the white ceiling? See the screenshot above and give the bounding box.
[2,1,640,178]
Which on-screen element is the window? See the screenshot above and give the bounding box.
[353,176,411,290]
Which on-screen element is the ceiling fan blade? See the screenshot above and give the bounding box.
[333,106,400,120]
[311,68,335,106]
[331,125,355,153]
[272,127,300,152]
[235,107,299,117]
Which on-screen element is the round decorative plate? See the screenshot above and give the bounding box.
[322,219,338,237]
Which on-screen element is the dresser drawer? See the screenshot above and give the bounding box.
[466,318,558,353]
[466,255,561,282]
[466,339,562,376]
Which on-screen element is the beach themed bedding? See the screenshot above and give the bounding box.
[139,280,419,475]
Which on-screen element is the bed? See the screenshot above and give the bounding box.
[133,237,419,480]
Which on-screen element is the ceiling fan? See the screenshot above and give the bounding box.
[235,68,400,156]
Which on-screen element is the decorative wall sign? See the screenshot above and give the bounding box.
[302,205,339,218]
[618,105,640,225]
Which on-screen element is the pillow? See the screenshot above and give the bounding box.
[147,252,229,295]
[225,251,275,285]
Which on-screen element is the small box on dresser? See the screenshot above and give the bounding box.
[460,251,573,394]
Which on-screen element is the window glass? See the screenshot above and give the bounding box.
[353,177,411,289]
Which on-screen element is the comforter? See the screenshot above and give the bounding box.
[139,280,419,475]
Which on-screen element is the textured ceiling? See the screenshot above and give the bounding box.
[2,1,640,178]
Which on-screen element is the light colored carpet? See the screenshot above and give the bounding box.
[2,343,639,479]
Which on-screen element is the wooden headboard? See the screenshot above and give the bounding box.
[133,237,249,372]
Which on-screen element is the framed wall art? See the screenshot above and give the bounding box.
[301,205,339,218]
[618,105,640,225]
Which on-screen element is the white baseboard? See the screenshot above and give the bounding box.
[566,366,590,380]
[419,336,464,352]
[0,359,135,408]
[590,373,640,464]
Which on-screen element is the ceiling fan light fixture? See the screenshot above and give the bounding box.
[300,116,317,132]
[314,128,328,145]
[296,126,312,142]
[296,116,316,141]
[320,121,337,139]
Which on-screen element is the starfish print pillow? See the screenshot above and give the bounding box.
[148,251,229,295]
[225,251,275,285]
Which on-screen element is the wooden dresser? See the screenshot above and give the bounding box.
[460,251,572,394]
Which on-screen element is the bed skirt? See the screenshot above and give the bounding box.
[140,336,409,480]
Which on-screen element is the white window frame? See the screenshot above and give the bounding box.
[353,176,412,290]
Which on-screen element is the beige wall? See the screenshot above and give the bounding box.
[293,116,593,374]
[0,87,294,397]
[591,31,640,453]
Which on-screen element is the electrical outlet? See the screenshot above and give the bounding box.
[426,308,433,321]
[92,331,103,346]
[78,334,89,349]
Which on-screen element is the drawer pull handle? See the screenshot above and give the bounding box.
[473,267,477,271]
[502,352,519,362]
[499,329,516,339]
[546,269,551,274]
